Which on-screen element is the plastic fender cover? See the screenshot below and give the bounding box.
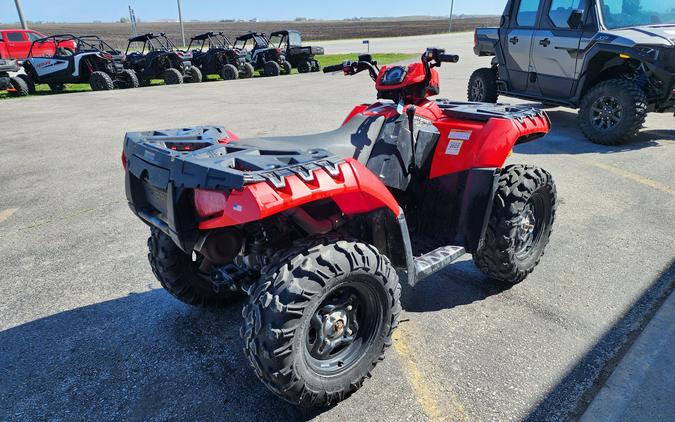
[196,158,399,230]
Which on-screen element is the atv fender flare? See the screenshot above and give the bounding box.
[197,158,401,230]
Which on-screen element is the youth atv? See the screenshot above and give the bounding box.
[269,30,324,73]
[21,35,139,93]
[188,32,255,80]
[123,48,557,408]
[124,33,202,86]
[233,32,292,76]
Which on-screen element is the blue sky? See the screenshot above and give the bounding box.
[1,0,507,23]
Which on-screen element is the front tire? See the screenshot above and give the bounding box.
[474,165,557,284]
[90,71,114,91]
[467,67,499,103]
[280,60,292,75]
[185,66,202,83]
[17,74,35,94]
[239,62,255,79]
[298,61,311,73]
[219,63,239,80]
[117,69,139,89]
[263,61,281,77]
[242,237,401,407]
[148,228,241,307]
[578,78,647,145]
[162,68,183,85]
[8,76,29,97]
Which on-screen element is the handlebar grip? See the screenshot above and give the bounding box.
[438,54,459,63]
[323,64,345,73]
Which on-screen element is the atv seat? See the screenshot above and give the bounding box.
[237,114,385,165]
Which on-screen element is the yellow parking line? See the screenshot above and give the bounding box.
[393,322,467,422]
[572,156,675,196]
[0,208,18,224]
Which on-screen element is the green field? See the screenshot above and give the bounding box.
[1,53,415,100]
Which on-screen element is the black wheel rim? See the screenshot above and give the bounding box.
[471,79,484,101]
[590,95,623,131]
[303,279,382,376]
[514,192,548,260]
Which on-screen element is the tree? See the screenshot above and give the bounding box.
[120,17,129,23]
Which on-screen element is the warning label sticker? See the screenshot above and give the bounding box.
[445,140,463,155]
[448,129,472,141]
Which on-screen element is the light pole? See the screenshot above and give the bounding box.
[449,0,455,33]
[14,0,28,29]
[177,0,186,48]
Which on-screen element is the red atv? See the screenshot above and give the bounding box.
[123,48,556,407]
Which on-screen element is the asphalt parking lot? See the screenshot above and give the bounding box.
[1,32,673,421]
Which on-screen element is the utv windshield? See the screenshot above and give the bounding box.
[599,0,675,29]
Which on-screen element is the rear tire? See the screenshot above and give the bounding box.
[467,67,499,103]
[263,61,281,77]
[90,71,114,91]
[219,63,239,80]
[578,79,647,145]
[8,76,29,97]
[311,60,321,72]
[17,74,35,94]
[239,62,255,79]
[162,68,183,85]
[242,237,401,407]
[117,69,139,89]
[280,60,292,75]
[298,61,311,73]
[185,66,202,83]
[148,228,241,308]
[474,165,557,284]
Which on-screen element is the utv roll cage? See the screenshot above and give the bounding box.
[27,34,119,58]
[125,33,178,55]
[269,30,302,48]
[188,32,234,52]
[233,32,270,50]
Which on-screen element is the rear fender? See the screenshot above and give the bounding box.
[196,158,400,230]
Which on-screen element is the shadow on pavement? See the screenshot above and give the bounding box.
[0,290,320,421]
[514,110,670,156]
[401,260,512,313]
[524,259,675,421]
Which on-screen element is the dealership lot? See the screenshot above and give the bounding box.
[0,32,673,421]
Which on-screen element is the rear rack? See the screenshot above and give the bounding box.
[435,99,549,123]
[124,126,344,191]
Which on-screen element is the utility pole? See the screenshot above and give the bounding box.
[177,0,186,48]
[129,6,138,36]
[14,0,28,29]
[448,0,455,33]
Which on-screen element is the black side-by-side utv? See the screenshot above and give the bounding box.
[233,32,292,77]
[188,32,255,80]
[124,33,202,86]
[269,30,324,73]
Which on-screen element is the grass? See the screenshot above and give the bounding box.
[0,53,416,100]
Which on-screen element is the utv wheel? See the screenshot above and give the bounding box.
[263,61,281,77]
[49,83,65,94]
[185,66,202,83]
[8,76,29,97]
[242,237,401,407]
[17,74,35,94]
[474,165,557,284]
[117,69,139,89]
[311,61,321,72]
[298,61,311,73]
[281,60,292,75]
[219,64,239,80]
[239,62,255,79]
[162,68,183,85]
[578,78,647,145]
[467,67,498,103]
[90,71,114,91]
[148,228,242,308]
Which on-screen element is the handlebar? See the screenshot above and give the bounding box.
[437,53,459,63]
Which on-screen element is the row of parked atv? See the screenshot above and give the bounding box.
[1,30,324,96]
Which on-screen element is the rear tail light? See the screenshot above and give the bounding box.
[121,151,127,170]
[194,189,227,218]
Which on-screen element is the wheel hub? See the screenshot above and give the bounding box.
[591,95,622,131]
[515,205,536,254]
[472,79,484,100]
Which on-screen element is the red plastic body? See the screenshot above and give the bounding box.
[375,63,440,101]
[195,159,400,230]
[0,30,76,59]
